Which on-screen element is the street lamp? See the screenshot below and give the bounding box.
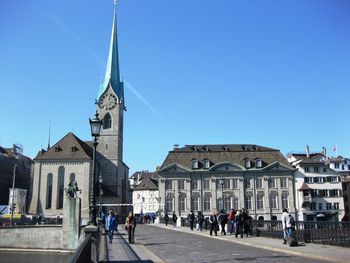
[89,111,102,226]
[10,144,20,226]
[178,190,181,216]
[98,173,103,217]
[219,177,224,211]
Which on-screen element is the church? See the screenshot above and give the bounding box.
[28,3,130,223]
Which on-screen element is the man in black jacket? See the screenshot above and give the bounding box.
[187,210,195,230]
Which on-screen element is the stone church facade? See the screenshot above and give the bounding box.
[29,3,130,222]
[157,144,296,220]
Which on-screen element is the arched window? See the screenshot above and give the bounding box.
[46,173,53,209]
[70,173,76,183]
[103,113,112,129]
[57,166,65,209]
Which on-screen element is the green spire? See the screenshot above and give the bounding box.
[97,1,124,102]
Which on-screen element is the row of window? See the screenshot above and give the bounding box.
[304,176,341,184]
[190,158,263,169]
[309,202,340,210]
[46,167,76,210]
[165,177,289,190]
[165,194,289,212]
[304,166,327,173]
[304,189,342,198]
[333,163,350,170]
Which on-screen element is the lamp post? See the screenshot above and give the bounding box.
[10,144,20,226]
[98,173,103,217]
[89,111,102,226]
[219,177,224,211]
[178,190,181,216]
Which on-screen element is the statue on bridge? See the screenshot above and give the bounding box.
[65,180,82,199]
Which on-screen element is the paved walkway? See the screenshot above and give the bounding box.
[102,224,350,263]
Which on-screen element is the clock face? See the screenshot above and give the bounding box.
[99,93,117,110]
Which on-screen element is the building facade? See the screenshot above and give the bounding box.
[0,146,32,208]
[288,153,345,221]
[157,144,296,220]
[28,3,130,222]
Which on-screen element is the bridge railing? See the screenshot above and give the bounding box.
[68,233,92,263]
[251,220,350,247]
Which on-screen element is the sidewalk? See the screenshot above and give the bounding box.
[99,226,164,263]
[151,223,350,263]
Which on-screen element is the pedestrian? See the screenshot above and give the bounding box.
[125,211,136,244]
[218,209,228,235]
[187,210,195,231]
[241,208,249,237]
[164,213,169,226]
[281,208,293,245]
[172,212,178,227]
[209,210,218,236]
[173,212,177,226]
[228,208,236,235]
[234,210,243,238]
[197,211,204,231]
[105,210,116,243]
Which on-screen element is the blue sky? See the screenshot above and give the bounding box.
[1,0,349,175]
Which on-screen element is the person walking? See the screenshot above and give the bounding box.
[105,210,116,243]
[228,208,236,235]
[234,210,243,238]
[218,210,228,235]
[164,213,169,226]
[197,211,204,231]
[172,212,178,227]
[125,211,136,244]
[281,208,292,244]
[209,211,218,236]
[187,210,195,231]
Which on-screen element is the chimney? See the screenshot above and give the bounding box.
[306,145,310,158]
[173,144,179,150]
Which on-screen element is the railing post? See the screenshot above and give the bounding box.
[84,225,99,262]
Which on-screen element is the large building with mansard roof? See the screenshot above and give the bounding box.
[157,144,296,220]
[28,3,130,222]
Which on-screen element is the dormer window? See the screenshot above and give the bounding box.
[255,158,262,168]
[222,145,228,151]
[191,159,199,169]
[71,146,79,152]
[203,146,209,151]
[244,158,251,168]
[203,159,210,169]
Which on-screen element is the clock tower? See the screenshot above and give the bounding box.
[96,1,128,205]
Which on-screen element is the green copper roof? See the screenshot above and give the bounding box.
[97,3,124,102]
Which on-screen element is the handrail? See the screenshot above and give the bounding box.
[68,233,92,263]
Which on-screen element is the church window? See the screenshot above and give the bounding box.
[103,113,112,129]
[57,166,65,209]
[46,173,53,209]
[70,173,76,182]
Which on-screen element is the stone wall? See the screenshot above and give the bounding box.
[0,226,64,250]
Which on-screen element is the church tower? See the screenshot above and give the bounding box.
[96,1,128,204]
